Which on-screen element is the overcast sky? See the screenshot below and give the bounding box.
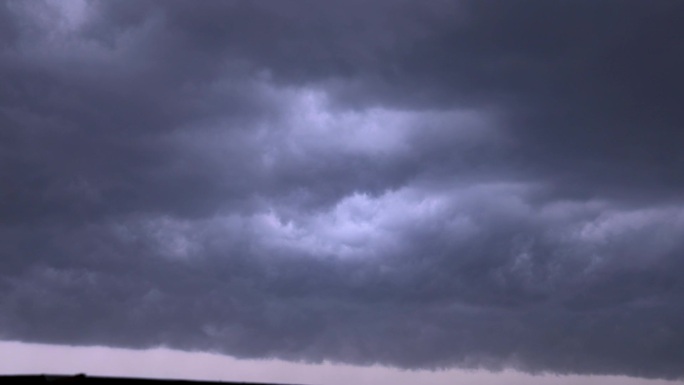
[1,1,684,384]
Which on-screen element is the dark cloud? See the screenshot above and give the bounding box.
[1,0,684,381]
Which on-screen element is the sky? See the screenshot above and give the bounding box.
[1,1,683,384]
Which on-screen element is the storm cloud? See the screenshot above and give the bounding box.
[1,0,684,380]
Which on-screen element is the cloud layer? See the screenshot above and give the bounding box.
[1,0,684,380]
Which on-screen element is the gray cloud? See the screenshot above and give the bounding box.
[1,0,684,381]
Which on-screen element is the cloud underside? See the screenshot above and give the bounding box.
[1,0,684,379]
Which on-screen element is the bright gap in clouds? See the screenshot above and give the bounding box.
[1,341,681,385]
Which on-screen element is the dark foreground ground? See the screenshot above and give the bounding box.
[0,375,300,385]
